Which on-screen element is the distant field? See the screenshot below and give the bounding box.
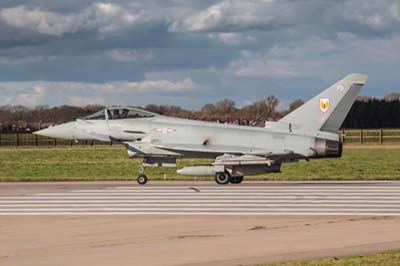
[0,146,399,182]
[259,250,400,266]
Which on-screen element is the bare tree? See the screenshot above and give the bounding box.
[214,99,236,118]
[384,93,400,102]
[288,99,304,112]
[356,95,373,102]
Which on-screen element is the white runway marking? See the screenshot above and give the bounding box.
[37,192,400,196]
[1,204,399,207]
[0,193,400,200]
[1,184,400,216]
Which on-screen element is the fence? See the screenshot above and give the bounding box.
[0,129,400,147]
[340,129,400,144]
[0,133,115,147]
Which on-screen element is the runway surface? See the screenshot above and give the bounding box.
[1,181,400,266]
[1,181,400,216]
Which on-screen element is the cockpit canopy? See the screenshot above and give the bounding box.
[107,107,155,120]
[84,110,106,120]
[84,107,156,120]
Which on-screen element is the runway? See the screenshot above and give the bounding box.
[1,182,400,216]
[2,181,400,266]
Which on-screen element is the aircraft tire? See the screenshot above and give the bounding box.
[230,176,244,184]
[215,172,230,185]
[137,175,148,185]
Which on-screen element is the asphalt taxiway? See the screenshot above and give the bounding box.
[1,181,400,265]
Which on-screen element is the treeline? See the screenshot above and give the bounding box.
[0,93,399,132]
[343,97,400,129]
[0,96,303,132]
[0,105,104,132]
[145,96,297,121]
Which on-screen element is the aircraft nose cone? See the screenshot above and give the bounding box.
[34,122,75,140]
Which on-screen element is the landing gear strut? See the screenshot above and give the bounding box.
[137,165,148,185]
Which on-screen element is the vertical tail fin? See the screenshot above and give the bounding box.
[280,73,368,133]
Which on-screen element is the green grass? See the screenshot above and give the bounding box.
[0,146,399,182]
[258,250,400,266]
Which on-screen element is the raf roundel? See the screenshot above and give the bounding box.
[320,98,330,113]
[153,127,176,134]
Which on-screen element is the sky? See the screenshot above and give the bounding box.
[0,0,399,109]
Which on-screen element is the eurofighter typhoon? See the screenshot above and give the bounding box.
[35,73,368,185]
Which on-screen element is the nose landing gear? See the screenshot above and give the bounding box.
[137,175,148,185]
[137,166,148,185]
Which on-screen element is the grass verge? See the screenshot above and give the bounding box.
[0,146,399,182]
[258,250,400,266]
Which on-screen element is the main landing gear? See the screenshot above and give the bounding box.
[136,166,243,186]
[214,171,244,185]
[137,165,148,185]
[230,176,244,184]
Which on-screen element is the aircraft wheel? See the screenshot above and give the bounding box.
[230,176,244,184]
[215,172,230,185]
[137,175,148,185]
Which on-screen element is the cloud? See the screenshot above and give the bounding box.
[0,55,44,65]
[226,33,400,81]
[169,0,283,32]
[390,2,400,21]
[125,78,194,92]
[0,78,195,106]
[15,84,46,105]
[62,78,194,93]
[107,49,154,63]
[228,58,299,79]
[169,0,400,38]
[0,3,142,36]
[69,96,106,106]
[208,32,255,46]
[0,1,399,108]
[95,3,142,33]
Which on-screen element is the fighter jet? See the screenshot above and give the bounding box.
[35,73,367,185]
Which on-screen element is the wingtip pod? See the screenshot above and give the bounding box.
[344,73,368,85]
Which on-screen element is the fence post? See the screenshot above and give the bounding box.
[0,133,1,147]
[54,138,56,146]
[16,133,19,147]
[360,130,363,144]
[34,134,38,146]
[380,129,383,144]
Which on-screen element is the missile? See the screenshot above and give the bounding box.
[177,166,215,177]
[177,164,282,177]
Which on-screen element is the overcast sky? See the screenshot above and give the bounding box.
[0,0,399,109]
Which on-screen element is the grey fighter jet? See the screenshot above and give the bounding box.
[35,73,368,185]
